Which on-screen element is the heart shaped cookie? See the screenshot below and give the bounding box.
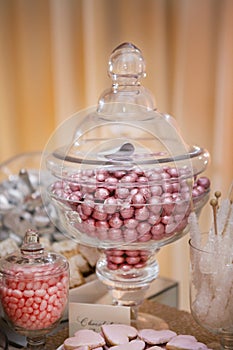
[138,329,177,345]
[108,339,145,350]
[101,324,138,346]
[63,329,105,350]
[166,334,209,350]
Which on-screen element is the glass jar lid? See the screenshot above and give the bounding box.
[40,43,210,249]
[44,42,209,181]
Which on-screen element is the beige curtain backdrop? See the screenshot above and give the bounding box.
[0,0,233,310]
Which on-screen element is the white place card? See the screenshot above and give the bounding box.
[69,302,131,336]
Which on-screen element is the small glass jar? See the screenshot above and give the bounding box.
[0,229,69,348]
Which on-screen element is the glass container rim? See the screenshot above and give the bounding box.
[189,232,217,254]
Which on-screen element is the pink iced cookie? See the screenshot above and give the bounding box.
[71,347,103,350]
[101,324,138,346]
[166,335,209,350]
[108,339,145,350]
[138,329,177,345]
[63,329,105,350]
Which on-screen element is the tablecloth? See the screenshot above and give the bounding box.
[9,300,220,349]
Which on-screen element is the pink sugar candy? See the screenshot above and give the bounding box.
[12,289,23,298]
[8,303,17,310]
[34,296,42,303]
[23,289,34,298]
[9,296,18,304]
[15,309,22,318]
[39,299,47,311]
[48,294,57,304]
[25,297,34,307]
[48,277,59,286]
[32,302,39,309]
[47,304,53,312]
[1,270,68,330]
[38,310,47,320]
[35,289,46,297]
[18,299,25,307]
[48,286,58,295]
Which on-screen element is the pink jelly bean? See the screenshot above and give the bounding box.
[18,299,25,307]
[51,307,60,317]
[35,289,46,297]
[32,302,39,309]
[15,309,22,318]
[48,286,58,295]
[30,315,36,322]
[17,282,26,290]
[47,304,53,312]
[38,310,47,320]
[48,277,58,286]
[9,296,18,304]
[9,303,17,310]
[40,299,48,311]
[12,289,23,298]
[23,290,34,298]
[25,298,34,307]
[48,294,57,304]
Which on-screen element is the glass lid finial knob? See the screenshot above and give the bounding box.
[108,42,146,84]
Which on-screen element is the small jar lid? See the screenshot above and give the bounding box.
[0,229,68,278]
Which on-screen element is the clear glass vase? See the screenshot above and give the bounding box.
[189,233,233,350]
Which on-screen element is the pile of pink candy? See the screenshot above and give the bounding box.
[105,249,150,270]
[50,166,210,244]
[0,265,69,331]
[61,324,211,350]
